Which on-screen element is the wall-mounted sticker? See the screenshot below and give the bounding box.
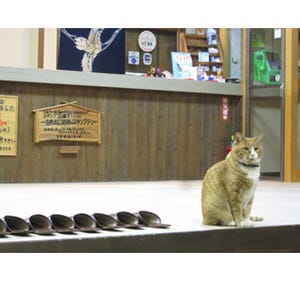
[274,28,281,39]
[128,51,140,65]
[138,30,156,52]
[143,53,152,65]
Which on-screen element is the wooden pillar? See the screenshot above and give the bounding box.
[219,28,230,79]
[38,28,44,69]
[242,28,248,136]
[284,28,298,181]
[38,28,58,70]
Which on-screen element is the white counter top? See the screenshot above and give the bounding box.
[0,66,242,96]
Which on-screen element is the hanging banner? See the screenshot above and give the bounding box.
[58,28,125,74]
[33,102,101,143]
[0,95,18,156]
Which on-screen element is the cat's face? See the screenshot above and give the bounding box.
[233,132,263,164]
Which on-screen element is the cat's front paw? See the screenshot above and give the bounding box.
[250,216,263,222]
[226,221,236,227]
[239,220,254,227]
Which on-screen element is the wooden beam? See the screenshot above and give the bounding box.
[284,28,299,181]
[242,28,248,136]
[219,28,230,78]
[179,32,188,53]
[38,28,44,69]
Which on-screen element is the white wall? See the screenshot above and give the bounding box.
[0,28,58,69]
[43,28,58,69]
[0,28,39,68]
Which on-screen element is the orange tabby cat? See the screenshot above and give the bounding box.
[201,132,263,227]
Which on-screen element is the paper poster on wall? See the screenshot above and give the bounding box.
[171,52,194,79]
[0,95,18,156]
[33,102,101,143]
[274,28,281,39]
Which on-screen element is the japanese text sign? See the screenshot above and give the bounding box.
[0,95,18,156]
[33,102,101,143]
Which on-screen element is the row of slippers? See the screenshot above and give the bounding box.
[0,210,170,236]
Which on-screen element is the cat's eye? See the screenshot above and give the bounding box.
[243,147,250,151]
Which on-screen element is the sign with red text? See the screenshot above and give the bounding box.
[33,102,101,143]
[0,95,18,156]
[221,97,229,121]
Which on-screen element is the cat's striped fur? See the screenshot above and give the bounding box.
[201,132,263,227]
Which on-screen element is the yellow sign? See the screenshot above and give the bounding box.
[0,95,18,156]
[33,102,101,143]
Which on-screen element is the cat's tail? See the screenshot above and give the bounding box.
[250,216,263,222]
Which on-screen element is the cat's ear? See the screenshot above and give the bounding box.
[255,133,264,142]
[234,132,244,143]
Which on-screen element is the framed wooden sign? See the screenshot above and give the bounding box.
[33,102,101,143]
[0,95,18,156]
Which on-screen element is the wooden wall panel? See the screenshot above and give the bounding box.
[125,29,177,74]
[0,81,242,183]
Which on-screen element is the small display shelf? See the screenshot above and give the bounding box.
[179,30,223,76]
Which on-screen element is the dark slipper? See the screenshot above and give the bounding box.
[72,213,99,232]
[27,214,55,235]
[92,213,120,230]
[111,211,143,229]
[4,215,30,235]
[49,214,76,233]
[135,211,170,228]
[0,218,9,236]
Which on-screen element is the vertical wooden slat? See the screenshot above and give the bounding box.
[166,92,178,179]
[187,93,202,179]
[117,91,129,180]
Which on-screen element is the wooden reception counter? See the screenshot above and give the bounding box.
[0,67,242,183]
